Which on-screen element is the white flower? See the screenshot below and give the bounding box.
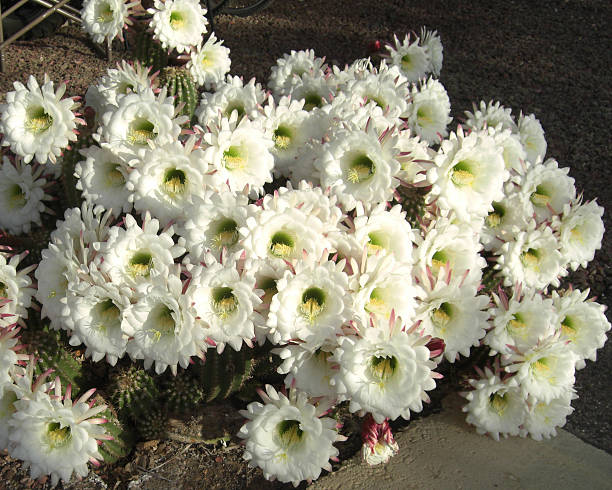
[316,125,401,212]
[557,199,604,270]
[0,75,80,164]
[85,60,153,116]
[0,252,35,328]
[385,33,431,82]
[186,33,231,89]
[127,138,209,226]
[0,325,28,395]
[75,144,132,215]
[552,289,610,369]
[148,0,208,53]
[196,75,266,126]
[427,127,507,222]
[275,344,337,399]
[62,279,131,365]
[414,267,489,362]
[240,203,332,267]
[97,87,185,159]
[415,216,486,287]
[505,336,576,404]
[518,113,547,164]
[406,77,452,144]
[268,49,327,97]
[485,287,557,356]
[350,253,417,326]
[203,114,274,196]
[480,193,533,253]
[419,27,443,76]
[80,0,135,44]
[490,126,527,174]
[188,255,262,353]
[495,223,566,289]
[124,273,203,374]
[267,259,350,347]
[462,367,526,441]
[0,157,49,235]
[285,72,335,111]
[464,100,517,133]
[8,379,109,486]
[360,415,399,466]
[97,213,185,288]
[518,158,575,221]
[181,188,249,263]
[331,316,438,423]
[523,390,576,440]
[238,385,341,487]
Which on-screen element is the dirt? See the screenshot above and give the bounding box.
[0,0,610,488]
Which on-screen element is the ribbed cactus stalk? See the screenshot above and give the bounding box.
[161,371,204,412]
[133,28,169,73]
[108,365,160,415]
[96,395,136,465]
[136,407,169,440]
[193,347,256,403]
[59,131,96,209]
[21,323,86,393]
[397,184,429,229]
[159,67,199,123]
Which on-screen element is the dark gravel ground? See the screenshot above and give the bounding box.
[0,0,610,487]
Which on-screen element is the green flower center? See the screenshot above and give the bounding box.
[365,288,387,316]
[269,230,295,259]
[531,356,553,377]
[367,94,386,109]
[506,313,527,337]
[530,184,551,207]
[366,231,389,255]
[416,107,433,126]
[25,105,53,134]
[149,304,175,341]
[431,250,450,270]
[45,422,72,449]
[94,298,121,333]
[0,281,6,298]
[561,316,577,340]
[451,160,476,187]
[169,10,185,29]
[7,184,26,209]
[128,118,157,146]
[489,393,508,415]
[211,218,239,250]
[401,54,413,71]
[486,202,506,228]
[369,355,398,383]
[347,154,375,184]
[0,390,17,419]
[128,250,153,278]
[304,93,322,111]
[223,145,246,171]
[520,248,541,270]
[276,419,304,448]
[431,302,453,333]
[299,287,326,323]
[212,287,238,319]
[97,2,114,23]
[224,101,245,119]
[273,125,294,151]
[105,163,125,188]
[162,168,187,197]
[118,81,134,95]
[259,277,278,304]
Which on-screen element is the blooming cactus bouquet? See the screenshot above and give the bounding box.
[0,3,609,486]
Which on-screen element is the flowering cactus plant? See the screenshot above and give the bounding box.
[0,7,608,487]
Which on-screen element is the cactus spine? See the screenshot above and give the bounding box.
[159,67,199,123]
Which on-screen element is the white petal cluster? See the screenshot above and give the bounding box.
[80,0,135,44]
[0,75,80,164]
[187,33,231,89]
[385,29,443,81]
[148,0,208,53]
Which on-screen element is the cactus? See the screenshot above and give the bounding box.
[96,395,136,465]
[397,184,429,229]
[161,371,204,412]
[159,67,199,123]
[193,347,256,403]
[133,29,169,73]
[136,407,169,440]
[21,323,87,393]
[59,131,96,210]
[108,364,160,415]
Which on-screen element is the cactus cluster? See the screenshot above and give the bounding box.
[158,67,199,123]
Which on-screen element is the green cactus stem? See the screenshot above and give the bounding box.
[133,29,169,73]
[158,67,199,123]
[108,364,160,416]
[95,395,136,465]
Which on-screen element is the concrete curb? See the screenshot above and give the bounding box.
[315,394,612,489]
